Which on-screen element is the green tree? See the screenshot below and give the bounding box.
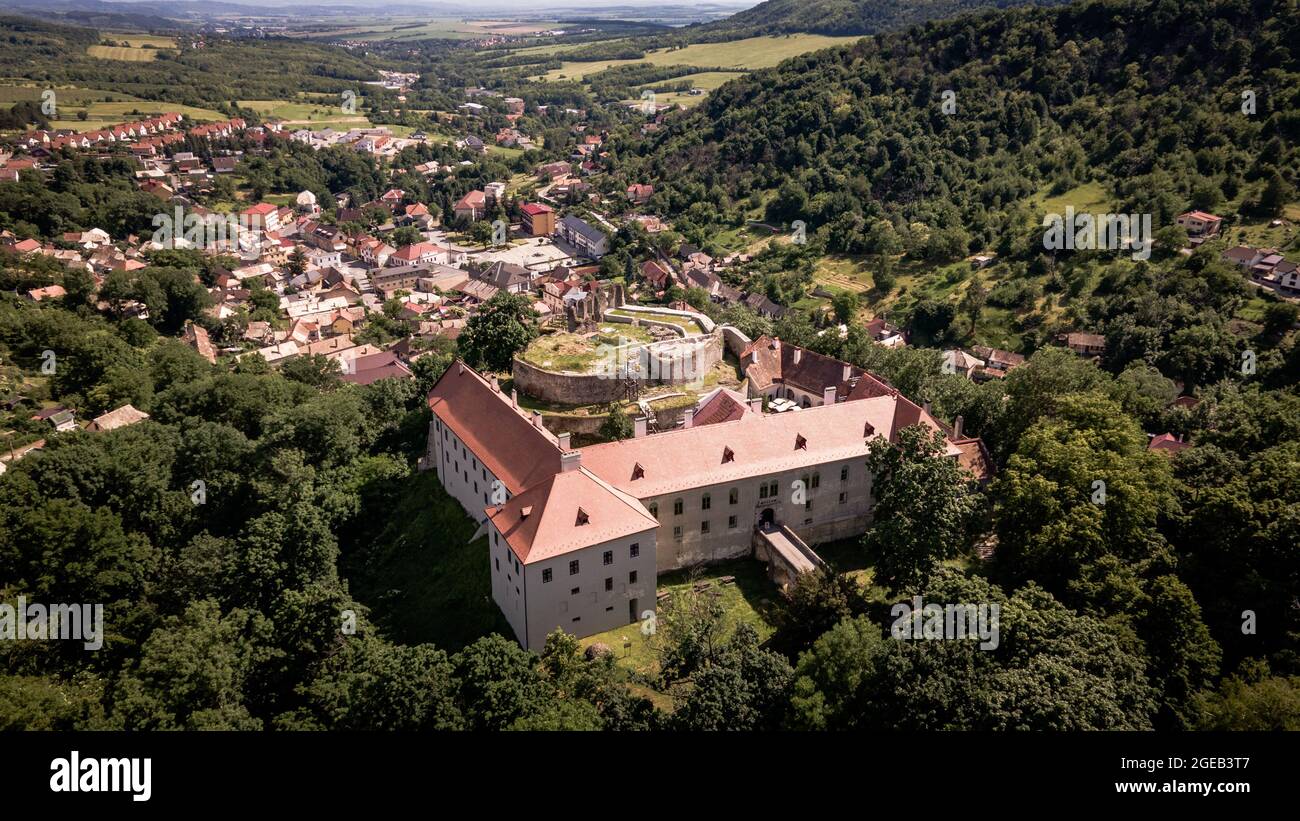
[457,292,538,373]
[861,425,978,592]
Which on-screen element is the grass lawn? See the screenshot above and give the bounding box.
[345,470,510,652]
[1032,180,1114,216]
[580,557,780,676]
[522,326,653,372]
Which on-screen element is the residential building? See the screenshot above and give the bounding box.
[555,215,609,259]
[520,203,555,237]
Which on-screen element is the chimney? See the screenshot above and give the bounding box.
[772,337,781,352]
[842,363,853,381]
[511,389,518,408]
[560,450,581,473]
[532,411,543,429]
[557,432,572,450]
[683,408,694,428]
[490,374,499,392]
[793,348,802,365]
[520,505,533,520]
[953,415,964,439]
[634,417,648,438]
[923,401,932,416]
[822,385,837,405]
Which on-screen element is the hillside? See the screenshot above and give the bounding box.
[692,0,1072,38]
[614,0,1298,262]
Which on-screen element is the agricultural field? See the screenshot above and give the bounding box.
[301,18,559,42]
[534,34,862,82]
[86,38,176,62]
[0,85,225,131]
[238,99,372,129]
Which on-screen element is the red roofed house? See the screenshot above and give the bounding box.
[1148,433,1190,454]
[1175,210,1222,237]
[626,184,653,204]
[453,190,487,223]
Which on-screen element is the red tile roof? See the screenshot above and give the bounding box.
[427,362,562,494]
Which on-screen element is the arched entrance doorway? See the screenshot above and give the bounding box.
[759,507,775,529]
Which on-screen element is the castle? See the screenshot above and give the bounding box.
[426,353,990,650]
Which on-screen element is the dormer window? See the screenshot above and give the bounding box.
[722,446,735,463]
[632,463,645,480]
[795,434,807,450]
[576,508,589,526]
[864,422,875,437]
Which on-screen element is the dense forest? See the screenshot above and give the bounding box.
[690,0,1071,39]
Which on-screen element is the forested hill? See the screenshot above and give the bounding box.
[693,0,1072,39]
[612,0,1299,257]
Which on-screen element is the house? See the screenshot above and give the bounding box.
[33,408,77,433]
[340,350,414,385]
[1148,433,1190,455]
[536,161,571,181]
[1062,332,1106,357]
[89,404,150,432]
[389,243,447,268]
[484,182,507,206]
[740,336,879,408]
[742,292,788,319]
[640,260,673,291]
[626,184,653,205]
[1221,246,1258,268]
[865,316,907,348]
[428,360,990,650]
[27,285,66,302]
[971,345,1025,379]
[1175,210,1222,237]
[453,191,487,223]
[520,203,556,237]
[182,322,217,364]
[474,261,532,294]
[212,156,239,174]
[555,215,609,259]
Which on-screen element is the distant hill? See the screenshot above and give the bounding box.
[693,0,1073,38]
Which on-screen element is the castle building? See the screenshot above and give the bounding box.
[426,356,989,650]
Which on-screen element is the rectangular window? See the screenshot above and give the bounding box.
[728,515,737,529]
[839,492,847,504]
[729,488,738,505]
[701,494,711,510]
[673,526,682,540]
[571,587,580,596]
[805,500,813,511]
[841,466,849,482]
[603,550,613,566]
[673,499,683,515]
[630,543,640,558]
[569,560,580,575]
[701,520,710,534]
[629,571,638,584]
[606,606,614,612]
[543,568,552,583]
[495,558,499,571]
[605,577,613,591]
[759,484,768,499]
